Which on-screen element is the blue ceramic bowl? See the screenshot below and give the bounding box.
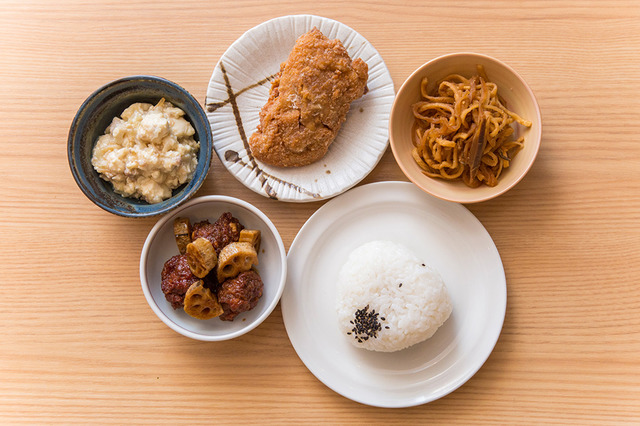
[68,75,212,217]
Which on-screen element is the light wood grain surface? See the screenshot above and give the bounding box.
[1,0,639,423]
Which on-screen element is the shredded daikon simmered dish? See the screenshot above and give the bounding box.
[411,65,532,188]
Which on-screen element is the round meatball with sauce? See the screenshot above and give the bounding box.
[218,270,264,321]
[160,254,200,309]
[191,212,244,255]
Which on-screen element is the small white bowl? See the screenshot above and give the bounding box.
[140,195,287,341]
[389,53,542,203]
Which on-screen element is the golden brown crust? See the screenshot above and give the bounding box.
[248,27,368,167]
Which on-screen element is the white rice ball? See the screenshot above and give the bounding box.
[336,240,452,352]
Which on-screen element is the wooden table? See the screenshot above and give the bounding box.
[2,1,639,423]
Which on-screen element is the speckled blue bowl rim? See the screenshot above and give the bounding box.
[68,75,212,218]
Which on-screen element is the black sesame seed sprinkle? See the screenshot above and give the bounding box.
[399,283,403,288]
[421,263,425,267]
[348,304,384,342]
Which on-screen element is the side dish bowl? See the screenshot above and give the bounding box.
[68,75,212,217]
[140,195,287,341]
[389,53,541,203]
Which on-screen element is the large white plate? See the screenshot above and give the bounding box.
[281,181,506,407]
[205,15,395,202]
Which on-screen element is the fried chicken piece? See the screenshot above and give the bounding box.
[248,27,368,167]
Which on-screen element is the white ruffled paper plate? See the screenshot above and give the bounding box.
[205,15,395,202]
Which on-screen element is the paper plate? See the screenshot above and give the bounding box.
[205,15,395,202]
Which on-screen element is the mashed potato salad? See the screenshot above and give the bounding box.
[91,98,199,204]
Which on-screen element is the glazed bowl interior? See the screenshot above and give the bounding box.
[140,195,287,341]
[68,75,212,217]
[389,53,541,203]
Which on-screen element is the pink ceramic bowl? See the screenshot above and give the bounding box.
[389,53,541,203]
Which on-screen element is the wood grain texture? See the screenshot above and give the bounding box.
[1,0,639,423]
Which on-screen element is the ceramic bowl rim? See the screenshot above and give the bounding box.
[139,195,288,341]
[389,52,542,203]
[67,75,212,217]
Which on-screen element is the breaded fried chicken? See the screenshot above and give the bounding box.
[248,28,368,167]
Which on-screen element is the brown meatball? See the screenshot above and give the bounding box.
[161,254,199,309]
[218,270,263,321]
[191,212,244,255]
[202,271,220,294]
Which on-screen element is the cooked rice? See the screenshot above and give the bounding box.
[336,240,452,352]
